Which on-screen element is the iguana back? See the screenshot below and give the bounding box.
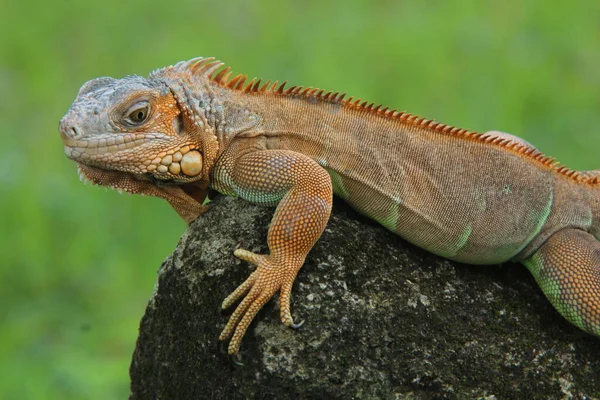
[216,87,596,265]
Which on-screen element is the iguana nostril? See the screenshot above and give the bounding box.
[59,118,82,139]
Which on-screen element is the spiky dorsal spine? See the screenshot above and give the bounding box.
[166,57,597,185]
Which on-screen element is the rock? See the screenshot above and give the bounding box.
[129,196,600,400]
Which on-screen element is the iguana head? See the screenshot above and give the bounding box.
[59,58,223,222]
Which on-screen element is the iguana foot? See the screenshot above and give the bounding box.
[219,248,302,354]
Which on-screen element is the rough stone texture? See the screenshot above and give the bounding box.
[130,196,600,400]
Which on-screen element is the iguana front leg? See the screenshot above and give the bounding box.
[215,150,333,354]
[523,229,600,337]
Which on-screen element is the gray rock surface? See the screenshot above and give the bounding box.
[130,196,600,400]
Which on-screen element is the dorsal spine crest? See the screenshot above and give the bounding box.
[186,57,596,185]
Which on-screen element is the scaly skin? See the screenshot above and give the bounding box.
[59,57,600,355]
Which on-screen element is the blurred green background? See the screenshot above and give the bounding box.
[1,0,599,398]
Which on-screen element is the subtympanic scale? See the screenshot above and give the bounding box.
[180,151,202,176]
[148,148,203,177]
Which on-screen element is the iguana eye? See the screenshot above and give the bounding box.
[125,102,150,124]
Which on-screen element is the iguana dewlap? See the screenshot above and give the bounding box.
[59,57,600,355]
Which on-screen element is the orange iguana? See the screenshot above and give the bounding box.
[59,57,600,355]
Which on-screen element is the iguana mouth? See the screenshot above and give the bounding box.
[63,134,204,182]
[63,132,164,163]
[61,131,159,157]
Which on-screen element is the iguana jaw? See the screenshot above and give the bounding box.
[61,131,204,182]
[61,119,211,221]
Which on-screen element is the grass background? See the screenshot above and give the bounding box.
[1,0,599,398]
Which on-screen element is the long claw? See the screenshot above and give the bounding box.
[290,320,305,329]
[230,354,244,367]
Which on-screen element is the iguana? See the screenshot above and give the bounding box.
[59,57,600,355]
